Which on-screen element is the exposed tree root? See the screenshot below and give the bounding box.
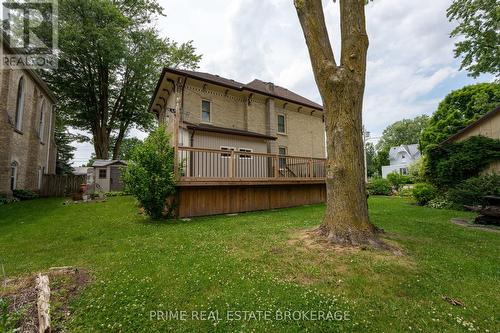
[304,225,403,255]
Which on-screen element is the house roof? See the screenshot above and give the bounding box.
[92,160,128,167]
[1,31,57,103]
[388,144,420,160]
[245,79,323,110]
[185,122,277,140]
[440,106,500,145]
[152,67,323,111]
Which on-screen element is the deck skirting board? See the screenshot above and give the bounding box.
[176,183,326,218]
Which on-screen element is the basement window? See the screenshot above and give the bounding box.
[220,146,235,158]
[238,148,253,160]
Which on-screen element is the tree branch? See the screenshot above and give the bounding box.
[339,0,369,74]
[294,0,338,93]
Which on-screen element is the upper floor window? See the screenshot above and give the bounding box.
[401,154,405,159]
[201,100,211,122]
[38,99,45,142]
[10,161,18,190]
[277,114,286,134]
[15,77,25,131]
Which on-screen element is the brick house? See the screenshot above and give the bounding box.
[150,68,325,176]
[0,38,57,196]
[149,68,327,217]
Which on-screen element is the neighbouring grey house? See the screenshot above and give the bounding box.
[381,144,421,178]
[90,160,127,192]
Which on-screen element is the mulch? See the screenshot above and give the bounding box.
[451,218,500,233]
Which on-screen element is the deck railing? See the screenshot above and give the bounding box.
[177,146,326,182]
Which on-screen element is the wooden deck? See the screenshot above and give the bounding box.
[175,147,327,217]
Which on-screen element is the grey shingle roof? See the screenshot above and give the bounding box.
[92,160,127,167]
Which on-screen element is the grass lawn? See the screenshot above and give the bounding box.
[0,196,498,332]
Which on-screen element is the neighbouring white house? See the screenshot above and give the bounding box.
[90,160,127,192]
[72,166,90,176]
[381,144,421,178]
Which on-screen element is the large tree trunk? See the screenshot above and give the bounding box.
[112,121,129,160]
[295,0,378,246]
[93,127,110,159]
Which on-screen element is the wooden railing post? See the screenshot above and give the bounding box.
[274,155,279,178]
[229,150,236,178]
[309,159,313,178]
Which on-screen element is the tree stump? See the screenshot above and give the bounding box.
[465,196,500,226]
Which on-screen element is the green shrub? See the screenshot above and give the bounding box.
[427,195,454,209]
[412,183,437,205]
[0,195,9,205]
[398,186,413,197]
[122,126,176,220]
[387,172,412,191]
[12,189,39,201]
[367,178,392,195]
[446,174,500,208]
[408,157,426,183]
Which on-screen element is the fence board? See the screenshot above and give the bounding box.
[40,174,85,197]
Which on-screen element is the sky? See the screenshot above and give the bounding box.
[71,0,491,166]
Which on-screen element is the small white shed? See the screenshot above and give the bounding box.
[91,160,127,192]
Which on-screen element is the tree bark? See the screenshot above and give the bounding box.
[36,274,51,333]
[295,0,378,246]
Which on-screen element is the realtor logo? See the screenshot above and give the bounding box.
[1,0,58,69]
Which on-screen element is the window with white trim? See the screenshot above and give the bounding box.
[238,148,253,160]
[10,161,18,190]
[201,100,211,122]
[400,168,408,175]
[15,77,25,131]
[38,99,45,142]
[38,166,45,189]
[277,114,286,134]
[220,146,235,158]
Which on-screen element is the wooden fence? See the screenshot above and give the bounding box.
[40,174,86,197]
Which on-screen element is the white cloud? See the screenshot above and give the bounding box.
[71,0,488,164]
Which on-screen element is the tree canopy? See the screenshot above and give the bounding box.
[43,0,201,160]
[54,115,76,175]
[420,83,500,151]
[376,115,429,153]
[447,0,500,78]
